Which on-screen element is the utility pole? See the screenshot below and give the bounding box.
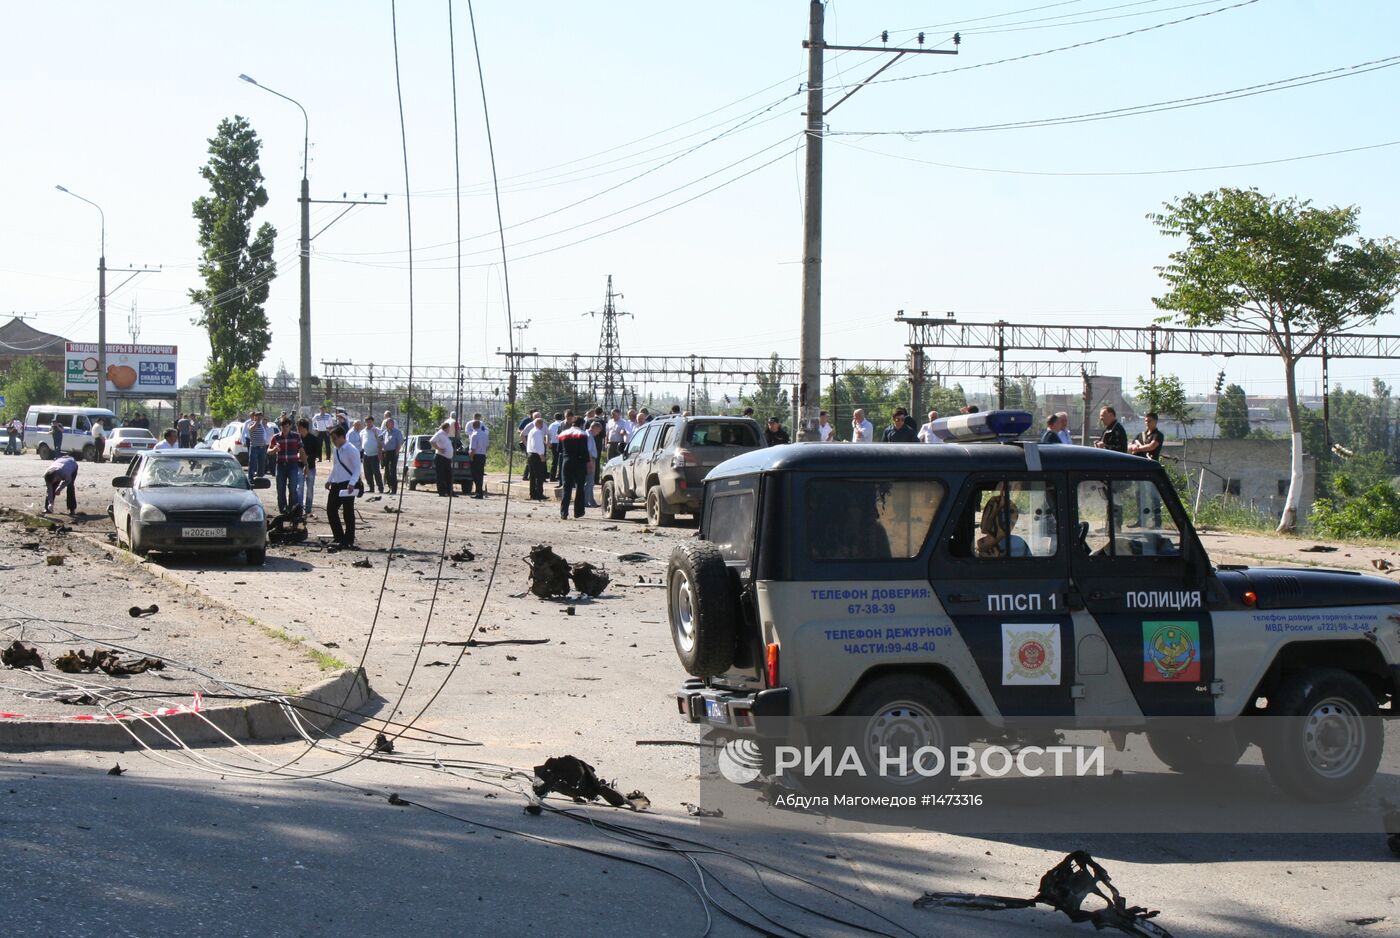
[128,299,140,344]
[797,5,958,440]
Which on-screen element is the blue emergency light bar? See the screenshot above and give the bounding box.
[929,409,1033,443]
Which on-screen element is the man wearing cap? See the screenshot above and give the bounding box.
[764,417,790,447]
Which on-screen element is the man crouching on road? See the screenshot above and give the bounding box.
[44,453,79,515]
[326,425,361,549]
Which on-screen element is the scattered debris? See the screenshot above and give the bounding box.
[915,851,1170,937]
[383,506,399,514]
[424,660,450,667]
[107,764,125,777]
[53,649,166,676]
[267,507,308,546]
[616,551,659,563]
[625,790,651,811]
[1300,544,1338,553]
[1347,917,1388,928]
[570,562,611,597]
[1372,558,1395,573]
[533,754,645,810]
[682,803,724,818]
[601,525,619,531]
[525,545,572,598]
[2,641,43,670]
[372,733,395,754]
[523,803,543,816]
[432,637,550,647]
[55,692,98,706]
[323,642,340,649]
[565,607,576,616]
[450,546,476,562]
[505,655,518,662]
[128,604,159,618]
[387,792,408,806]
[46,554,64,566]
[351,557,373,568]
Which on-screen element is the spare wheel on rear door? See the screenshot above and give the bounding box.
[668,541,739,676]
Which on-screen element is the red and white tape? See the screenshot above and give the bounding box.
[0,691,202,721]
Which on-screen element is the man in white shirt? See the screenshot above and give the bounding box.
[347,419,364,452]
[1056,412,1073,445]
[91,418,108,462]
[465,414,489,498]
[918,410,941,444]
[360,415,383,494]
[153,428,179,450]
[430,420,455,497]
[525,417,548,501]
[312,405,335,460]
[325,425,363,548]
[546,412,564,482]
[817,410,834,442]
[605,408,630,461]
[851,409,874,443]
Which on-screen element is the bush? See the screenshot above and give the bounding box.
[1311,483,1400,540]
[1191,496,1277,533]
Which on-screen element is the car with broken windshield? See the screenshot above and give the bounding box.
[112,449,270,565]
[668,410,1400,801]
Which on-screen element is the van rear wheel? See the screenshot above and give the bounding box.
[667,541,737,677]
[833,675,966,795]
[1262,668,1381,802]
[37,443,52,460]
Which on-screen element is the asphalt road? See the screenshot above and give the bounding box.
[1,451,1397,937]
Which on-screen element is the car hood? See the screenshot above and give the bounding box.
[137,487,261,511]
[1216,567,1400,609]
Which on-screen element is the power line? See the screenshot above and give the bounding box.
[958,0,1233,35]
[829,135,1400,176]
[834,53,1400,136]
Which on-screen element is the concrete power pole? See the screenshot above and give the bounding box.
[797,5,957,440]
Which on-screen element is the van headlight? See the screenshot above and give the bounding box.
[241,504,265,523]
[139,504,166,523]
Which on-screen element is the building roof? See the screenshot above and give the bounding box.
[0,317,68,356]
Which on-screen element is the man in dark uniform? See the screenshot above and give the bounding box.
[1128,411,1166,527]
[557,416,593,520]
[1095,406,1128,453]
[764,417,790,447]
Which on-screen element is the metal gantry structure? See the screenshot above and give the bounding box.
[585,276,632,411]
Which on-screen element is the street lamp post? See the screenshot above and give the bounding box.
[239,73,311,416]
[55,185,107,409]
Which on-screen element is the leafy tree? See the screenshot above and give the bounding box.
[0,358,63,422]
[1216,383,1251,439]
[1149,188,1400,531]
[524,368,579,414]
[207,367,264,423]
[1133,374,1193,436]
[191,116,278,392]
[1330,450,1395,498]
[1312,482,1400,540]
[927,382,967,417]
[743,353,791,426]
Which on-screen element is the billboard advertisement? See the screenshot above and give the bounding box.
[65,343,178,396]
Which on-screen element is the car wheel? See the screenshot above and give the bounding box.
[461,481,470,494]
[409,480,417,491]
[1146,725,1247,774]
[37,443,51,460]
[246,547,266,566]
[81,444,95,462]
[602,481,627,520]
[1261,668,1382,802]
[667,541,738,677]
[646,486,675,527]
[127,520,147,558]
[835,674,966,794]
[236,451,248,466]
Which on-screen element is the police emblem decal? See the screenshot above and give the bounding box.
[1002,624,1061,685]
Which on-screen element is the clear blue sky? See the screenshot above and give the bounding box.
[4,0,1398,403]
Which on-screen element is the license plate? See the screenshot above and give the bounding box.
[182,527,226,538]
[704,699,728,724]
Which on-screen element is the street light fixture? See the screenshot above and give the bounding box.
[239,72,312,415]
[55,185,108,409]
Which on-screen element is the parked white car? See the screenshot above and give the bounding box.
[107,427,157,463]
[210,421,248,465]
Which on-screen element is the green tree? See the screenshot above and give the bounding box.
[191,116,278,392]
[1133,374,1193,436]
[743,353,791,425]
[524,368,579,414]
[0,358,63,422]
[207,366,264,423]
[927,382,967,417]
[1312,482,1400,540]
[1216,383,1251,439]
[1149,188,1400,531]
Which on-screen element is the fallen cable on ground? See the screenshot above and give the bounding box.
[914,851,1172,937]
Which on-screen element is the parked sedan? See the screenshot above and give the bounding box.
[107,427,157,463]
[211,421,249,464]
[112,450,270,565]
[401,434,472,493]
[194,428,222,449]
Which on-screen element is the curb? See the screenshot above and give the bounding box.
[0,667,373,750]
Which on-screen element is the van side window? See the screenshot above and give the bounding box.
[707,491,755,563]
[948,481,1058,559]
[1075,479,1182,558]
[806,479,944,561]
